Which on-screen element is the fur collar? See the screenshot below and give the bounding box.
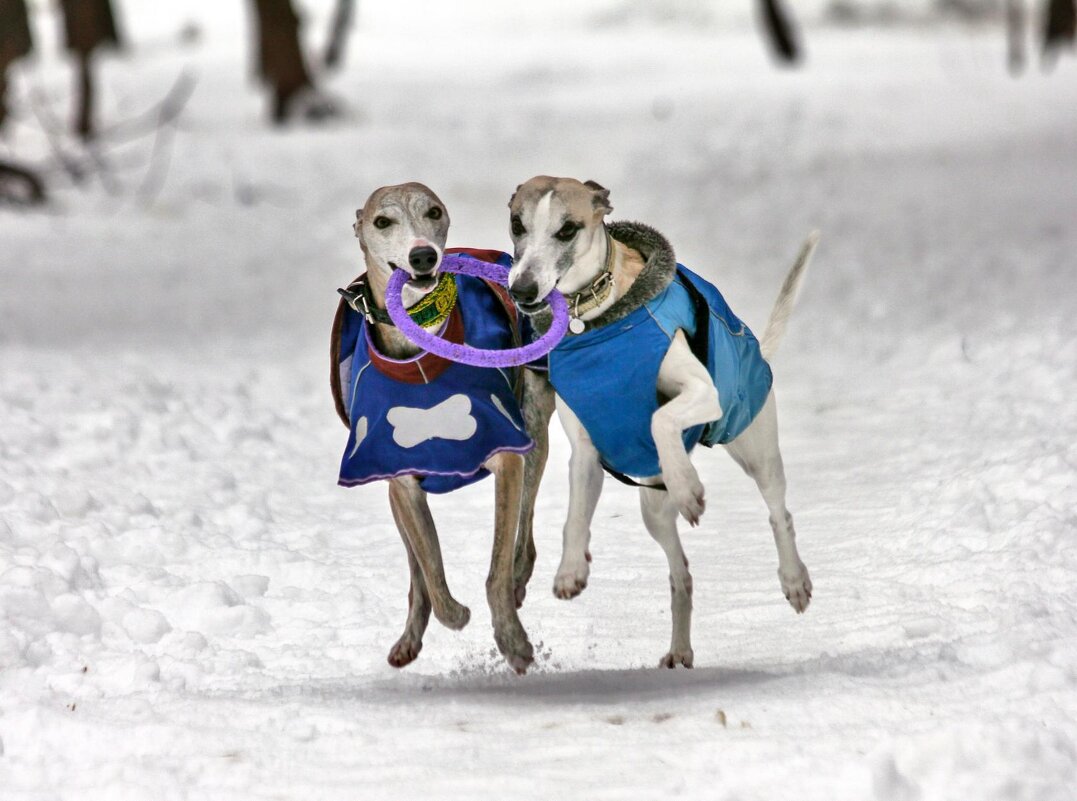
[531,220,678,335]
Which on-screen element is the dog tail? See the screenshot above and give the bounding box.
[760,231,820,361]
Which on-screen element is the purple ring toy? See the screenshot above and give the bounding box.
[385,253,569,367]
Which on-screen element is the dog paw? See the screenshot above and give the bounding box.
[668,472,706,527]
[434,600,471,630]
[779,562,812,613]
[387,637,422,668]
[494,624,534,675]
[553,556,590,600]
[658,649,694,669]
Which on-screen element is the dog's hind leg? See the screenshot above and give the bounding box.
[387,477,471,630]
[553,398,604,600]
[485,451,534,674]
[385,496,431,667]
[723,391,812,613]
[640,484,694,668]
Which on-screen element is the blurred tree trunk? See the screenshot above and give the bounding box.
[1,0,45,204]
[1043,0,1076,60]
[1,0,33,129]
[1007,0,1027,74]
[250,0,315,123]
[58,0,122,140]
[758,0,801,64]
[323,0,355,71]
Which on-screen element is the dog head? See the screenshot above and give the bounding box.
[506,176,612,314]
[354,182,451,292]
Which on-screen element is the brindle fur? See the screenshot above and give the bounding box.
[348,183,554,672]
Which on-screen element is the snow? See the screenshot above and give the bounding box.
[2,2,1077,799]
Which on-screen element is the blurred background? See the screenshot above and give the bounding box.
[1,0,1074,354]
[1,3,1076,799]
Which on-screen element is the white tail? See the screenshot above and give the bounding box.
[760,231,820,361]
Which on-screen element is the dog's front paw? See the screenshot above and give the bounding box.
[779,562,812,613]
[668,470,706,527]
[433,600,471,630]
[658,648,694,669]
[494,623,534,675]
[553,553,590,600]
[387,636,422,668]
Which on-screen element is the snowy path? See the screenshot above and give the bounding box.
[3,8,1077,800]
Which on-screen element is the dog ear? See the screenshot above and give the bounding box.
[507,183,522,209]
[353,209,362,238]
[584,180,612,215]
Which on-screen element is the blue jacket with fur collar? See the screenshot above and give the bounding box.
[548,225,772,480]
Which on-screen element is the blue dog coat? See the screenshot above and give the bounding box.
[549,266,772,480]
[334,251,534,494]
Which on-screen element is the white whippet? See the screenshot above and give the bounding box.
[333,183,554,673]
[506,176,816,668]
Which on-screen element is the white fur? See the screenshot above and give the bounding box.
[532,191,554,242]
[760,232,818,360]
[551,398,603,599]
[651,331,722,527]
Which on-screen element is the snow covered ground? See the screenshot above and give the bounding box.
[2,3,1077,799]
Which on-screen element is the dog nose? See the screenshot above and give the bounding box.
[408,246,439,273]
[509,276,540,306]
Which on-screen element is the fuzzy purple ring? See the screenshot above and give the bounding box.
[385,253,569,367]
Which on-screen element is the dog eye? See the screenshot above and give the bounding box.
[426,207,442,220]
[555,222,579,242]
[511,216,526,237]
[373,216,393,230]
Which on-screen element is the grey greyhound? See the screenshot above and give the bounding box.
[331,182,555,673]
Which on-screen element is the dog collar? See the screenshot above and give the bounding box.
[565,227,615,334]
[338,272,457,329]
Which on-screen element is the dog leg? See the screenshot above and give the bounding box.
[514,369,555,608]
[640,484,695,668]
[553,397,604,599]
[485,451,534,674]
[723,391,812,613]
[386,493,432,667]
[653,331,724,526]
[387,477,471,630]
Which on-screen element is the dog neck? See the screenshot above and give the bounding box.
[561,227,646,323]
[363,260,436,360]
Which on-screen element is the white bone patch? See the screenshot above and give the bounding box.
[490,393,524,432]
[347,416,369,458]
[387,394,477,449]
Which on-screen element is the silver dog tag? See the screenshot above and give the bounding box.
[569,317,586,335]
